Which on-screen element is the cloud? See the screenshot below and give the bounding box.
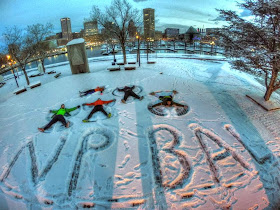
[209,16,226,21]
[240,9,252,17]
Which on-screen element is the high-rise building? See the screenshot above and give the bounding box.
[84,20,98,37]
[128,20,137,39]
[72,32,82,39]
[61,17,72,41]
[143,8,155,41]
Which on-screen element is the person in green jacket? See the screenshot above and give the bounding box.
[38,104,80,132]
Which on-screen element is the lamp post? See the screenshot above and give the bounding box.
[7,55,19,88]
[136,35,140,67]
[146,39,149,63]
[210,41,215,54]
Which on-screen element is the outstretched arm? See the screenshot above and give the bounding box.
[173,102,187,108]
[83,102,95,106]
[50,109,58,114]
[103,99,115,105]
[66,106,78,112]
[149,92,161,99]
[151,102,163,108]
[171,90,178,98]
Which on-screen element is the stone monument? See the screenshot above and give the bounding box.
[37,61,44,74]
[66,38,90,74]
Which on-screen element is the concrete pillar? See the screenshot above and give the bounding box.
[66,38,90,74]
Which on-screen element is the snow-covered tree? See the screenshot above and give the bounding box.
[3,26,35,85]
[90,0,141,64]
[26,23,54,73]
[216,0,280,101]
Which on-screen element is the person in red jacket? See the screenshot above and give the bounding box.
[82,98,116,122]
[79,86,105,97]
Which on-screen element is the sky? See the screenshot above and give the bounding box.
[0,0,247,47]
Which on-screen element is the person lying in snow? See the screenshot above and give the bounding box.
[79,86,105,97]
[150,91,187,108]
[82,98,116,122]
[38,104,80,132]
[117,85,143,103]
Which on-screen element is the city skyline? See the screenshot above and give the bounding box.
[0,0,248,46]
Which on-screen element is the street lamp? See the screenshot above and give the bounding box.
[210,41,215,54]
[136,35,140,67]
[7,55,19,88]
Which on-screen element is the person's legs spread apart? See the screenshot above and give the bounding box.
[130,91,140,99]
[97,106,108,117]
[56,115,67,127]
[87,106,99,120]
[43,115,60,130]
[123,92,130,101]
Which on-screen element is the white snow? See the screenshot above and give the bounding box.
[0,53,280,209]
[66,38,85,46]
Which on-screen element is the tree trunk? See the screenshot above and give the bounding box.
[112,46,116,62]
[264,71,277,101]
[22,67,30,85]
[264,86,273,101]
[121,44,127,64]
[147,41,149,62]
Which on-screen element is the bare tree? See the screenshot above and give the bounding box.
[216,0,280,101]
[3,26,35,85]
[90,0,141,64]
[27,23,54,73]
[101,22,119,62]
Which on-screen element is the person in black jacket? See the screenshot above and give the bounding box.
[117,86,143,103]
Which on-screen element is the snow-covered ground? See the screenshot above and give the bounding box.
[0,54,280,209]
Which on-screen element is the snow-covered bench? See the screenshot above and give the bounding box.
[29,73,43,78]
[147,61,156,64]
[54,72,61,78]
[13,86,27,95]
[116,62,125,66]
[246,95,280,111]
[29,81,41,89]
[124,65,136,71]
[47,70,56,74]
[107,66,121,71]
[127,61,136,65]
[0,75,5,88]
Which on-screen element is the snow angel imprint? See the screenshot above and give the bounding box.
[148,91,189,117]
